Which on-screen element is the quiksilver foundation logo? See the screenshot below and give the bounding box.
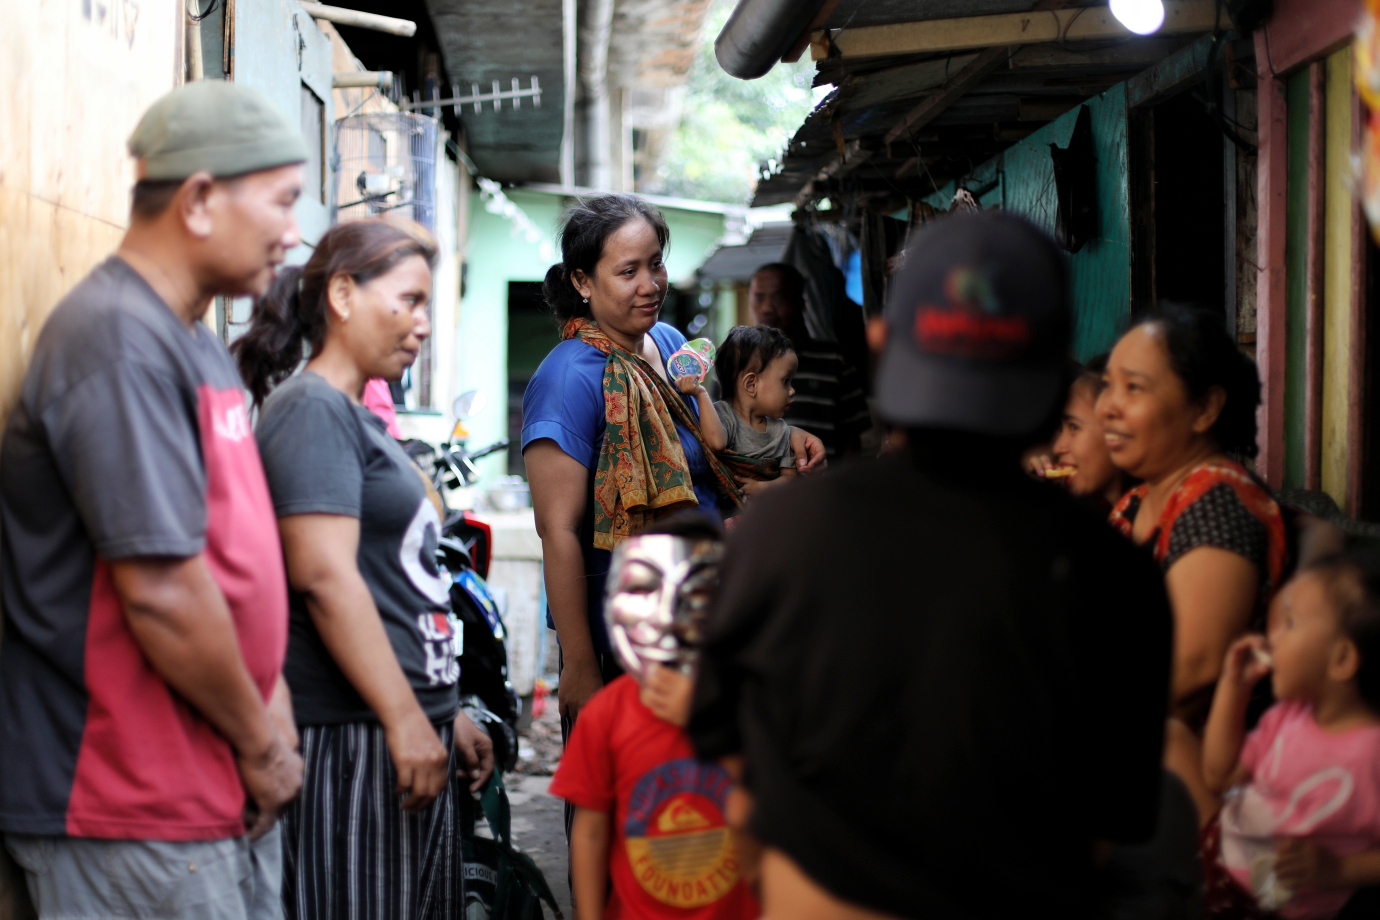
[624,758,739,908]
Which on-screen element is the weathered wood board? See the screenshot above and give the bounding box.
[0,0,181,423]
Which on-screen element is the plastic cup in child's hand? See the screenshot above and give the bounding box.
[667,348,709,383]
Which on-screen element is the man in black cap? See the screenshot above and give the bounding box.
[0,81,307,919]
[690,213,1173,919]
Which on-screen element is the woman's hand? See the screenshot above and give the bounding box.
[558,649,606,721]
[640,665,693,727]
[734,475,775,500]
[383,708,450,812]
[789,428,827,474]
[453,710,495,793]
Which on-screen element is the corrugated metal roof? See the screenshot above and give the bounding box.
[697,221,793,282]
[750,12,1200,209]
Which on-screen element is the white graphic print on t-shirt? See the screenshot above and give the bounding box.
[399,496,458,685]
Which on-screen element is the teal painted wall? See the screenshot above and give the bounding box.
[924,87,1131,361]
[456,188,727,481]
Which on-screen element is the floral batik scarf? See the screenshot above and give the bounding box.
[564,317,740,549]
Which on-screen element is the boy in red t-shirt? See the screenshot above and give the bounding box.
[549,517,759,920]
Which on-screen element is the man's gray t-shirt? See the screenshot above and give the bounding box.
[255,371,459,725]
[713,401,795,467]
[0,256,287,840]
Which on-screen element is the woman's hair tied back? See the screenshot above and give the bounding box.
[232,217,437,407]
[542,193,670,323]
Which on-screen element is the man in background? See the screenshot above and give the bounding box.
[0,81,306,920]
[748,262,870,458]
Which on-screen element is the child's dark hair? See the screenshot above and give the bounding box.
[1307,545,1380,713]
[643,511,724,543]
[713,325,794,403]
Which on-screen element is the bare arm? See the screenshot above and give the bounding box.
[1164,547,1259,713]
[676,378,726,451]
[1202,634,1270,795]
[111,555,301,837]
[571,807,611,920]
[526,440,604,720]
[277,514,449,811]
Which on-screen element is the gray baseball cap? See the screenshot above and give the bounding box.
[129,81,309,181]
[875,212,1071,436]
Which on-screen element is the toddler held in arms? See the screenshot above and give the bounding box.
[675,326,797,500]
[1201,548,1380,919]
[549,515,759,920]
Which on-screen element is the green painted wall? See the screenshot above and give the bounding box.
[1283,70,1311,491]
[924,87,1131,362]
[455,188,727,481]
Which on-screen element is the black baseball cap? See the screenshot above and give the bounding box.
[875,212,1071,436]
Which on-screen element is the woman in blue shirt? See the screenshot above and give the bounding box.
[522,194,823,729]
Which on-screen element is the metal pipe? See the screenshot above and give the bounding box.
[185,0,204,80]
[333,71,393,89]
[578,0,616,189]
[297,2,416,37]
[715,0,828,80]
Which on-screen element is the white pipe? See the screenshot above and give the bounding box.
[578,0,615,190]
[186,0,204,80]
[333,71,393,89]
[297,2,416,37]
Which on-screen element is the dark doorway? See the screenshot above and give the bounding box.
[1130,89,1227,315]
[1359,238,1380,521]
[507,282,563,478]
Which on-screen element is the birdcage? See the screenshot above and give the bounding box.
[333,112,438,230]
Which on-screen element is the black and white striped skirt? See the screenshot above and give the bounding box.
[280,720,464,920]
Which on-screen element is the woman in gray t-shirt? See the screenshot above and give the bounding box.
[233,220,491,920]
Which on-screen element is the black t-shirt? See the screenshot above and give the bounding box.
[256,372,459,725]
[689,446,1172,920]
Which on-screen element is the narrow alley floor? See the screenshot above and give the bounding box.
[507,629,572,918]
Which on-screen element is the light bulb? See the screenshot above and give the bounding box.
[1109,0,1165,35]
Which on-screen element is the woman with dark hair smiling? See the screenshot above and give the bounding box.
[521,194,825,739]
[1098,303,1287,819]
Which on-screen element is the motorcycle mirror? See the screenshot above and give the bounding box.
[452,389,484,421]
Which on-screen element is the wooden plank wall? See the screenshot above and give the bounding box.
[1253,0,1362,491]
[1321,47,1360,512]
[0,0,181,426]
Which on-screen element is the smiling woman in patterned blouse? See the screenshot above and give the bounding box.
[1098,302,1285,821]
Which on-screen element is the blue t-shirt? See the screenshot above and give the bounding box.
[521,322,721,653]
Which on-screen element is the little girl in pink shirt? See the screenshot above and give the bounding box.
[1202,548,1380,918]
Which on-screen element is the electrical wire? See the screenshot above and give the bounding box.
[187,0,218,22]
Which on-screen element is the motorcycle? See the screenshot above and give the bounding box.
[402,390,521,772]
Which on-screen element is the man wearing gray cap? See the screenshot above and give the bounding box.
[689,213,1174,919]
[0,81,309,919]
